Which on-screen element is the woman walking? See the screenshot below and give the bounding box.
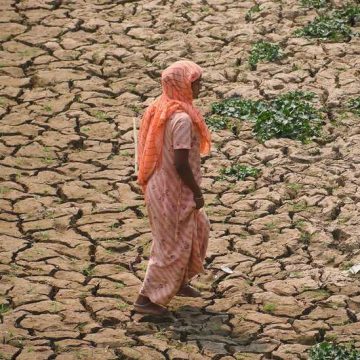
[134,60,211,315]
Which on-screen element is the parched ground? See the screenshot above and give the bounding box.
[1,0,360,359]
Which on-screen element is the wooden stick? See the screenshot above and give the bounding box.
[133,117,138,174]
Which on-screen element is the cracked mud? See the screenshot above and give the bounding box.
[1,0,360,359]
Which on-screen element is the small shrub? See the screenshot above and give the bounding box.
[205,114,231,130]
[245,4,261,22]
[94,110,107,121]
[300,0,330,8]
[212,91,323,143]
[0,304,10,315]
[294,15,352,41]
[249,41,282,69]
[334,4,360,26]
[220,164,260,181]
[295,4,360,41]
[309,342,360,360]
[348,97,360,115]
[263,303,276,313]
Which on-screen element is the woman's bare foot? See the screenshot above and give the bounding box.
[177,284,201,298]
[133,295,169,315]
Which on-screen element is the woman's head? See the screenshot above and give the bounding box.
[161,60,203,102]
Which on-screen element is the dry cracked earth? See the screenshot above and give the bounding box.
[1,0,360,359]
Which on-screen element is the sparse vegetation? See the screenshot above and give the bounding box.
[248,41,282,69]
[82,266,94,277]
[295,4,360,41]
[0,186,11,194]
[300,231,312,244]
[0,97,6,107]
[94,110,107,121]
[309,342,360,360]
[286,183,304,193]
[245,4,261,22]
[43,104,52,113]
[300,0,329,9]
[348,97,360,115]
[205,114,232,130]
[0,304,10,315]
[116,301,129,310]
[220,164,260,181]
[211,91,323,143]
[263,303,276,313]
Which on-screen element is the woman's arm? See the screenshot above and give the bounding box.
[174,149,204,209]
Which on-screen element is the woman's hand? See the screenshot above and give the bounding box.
[194,193,204,209]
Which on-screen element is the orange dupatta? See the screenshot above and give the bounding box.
[137,60,211,192]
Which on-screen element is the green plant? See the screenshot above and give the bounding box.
[43,104,52,112]
[309,342,360,360]
[119,150,131,157]
[115,282,125,289]
[82,266,94,277]
[295,4,360,41]
[128,104,141,115]
[0,304,10,315]
[300,231,312,244]
[340,261,354,270]
[348,97,360,115]
[248,41,282,69]
[263,303,276,313]
[38,231,50,240]
[0,97,6,107]
[286,182,303,192]
[75,322,88,331]
[0,186,11,194]
[295,15,352,41]
[265,221,277,230]
[94,110,107,121]
[220,164,260,181]
[116,301,129,310]
[245,4,261,21]
[205,114,232,130]
[334,4,360,26]
[291,200,308,212]
[300,0,329,8]
[212,91,323,143]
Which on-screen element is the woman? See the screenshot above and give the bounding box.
[134,60,211,315]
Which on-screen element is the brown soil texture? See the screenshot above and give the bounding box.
[1,0,360,359]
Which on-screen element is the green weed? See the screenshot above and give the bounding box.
[300,0,329,8]
[212,91,322,143]
[205,114,235,131]
[0,304,10,315]
[309,342,360,360]
[263,303,276,313]
[115,282,125,289]
[291,200,308,212]
[340,261,354,270]
[300,231,312,244]
[220,164,260,181]
[245,4,261,21]
[94,110,107,121]
[116,301,129,310]
[42,104,52,113]
[348,97,360,115]
[128,104,141,115]
[295,4,360,41]
[82,266,94,277]
[0,186,11,194]
[248,41,282,69]
[286,183,304,193]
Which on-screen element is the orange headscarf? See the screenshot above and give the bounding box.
[137,60,211,191]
